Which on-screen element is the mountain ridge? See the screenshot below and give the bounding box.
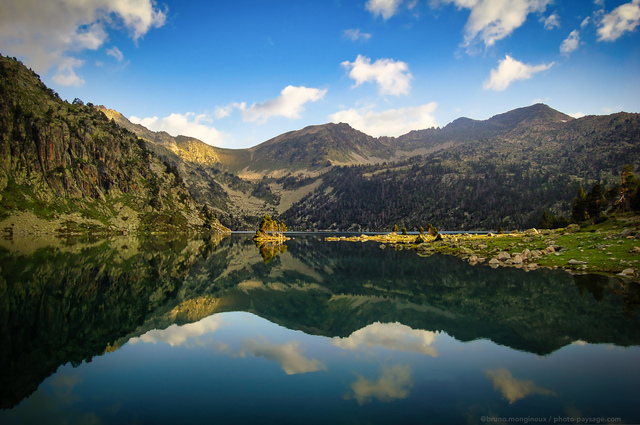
[3,54,639,232]
[0,55,229,234]
[100,98,640,231]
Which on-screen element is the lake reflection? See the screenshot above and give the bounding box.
[1,233,639,424]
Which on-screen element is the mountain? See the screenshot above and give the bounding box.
[0,55,228,234]
[102,99,640,231]
[4,53,638,233]
[245,122,396,175]
[392,103,574,153]
[282,107,640,231]
[102,110,399,229]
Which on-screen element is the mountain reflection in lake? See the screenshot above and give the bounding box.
[1,233,639,424]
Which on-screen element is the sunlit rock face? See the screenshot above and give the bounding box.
[0,55,228,234]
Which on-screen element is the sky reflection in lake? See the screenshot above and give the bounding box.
[1,233,639,424]
[4,311,638,425]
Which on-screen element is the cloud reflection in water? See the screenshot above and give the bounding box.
[129,315,226,347]
[486,368,556,404]
[346,364,414,405]
[241,339,327,375]
[332,322,439,357]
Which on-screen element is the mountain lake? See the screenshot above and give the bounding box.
[1,232,638,424]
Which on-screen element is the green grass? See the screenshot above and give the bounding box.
[0,179,70,220]
[327,215,640,276]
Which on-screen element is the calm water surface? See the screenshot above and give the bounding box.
[1,233,638,424]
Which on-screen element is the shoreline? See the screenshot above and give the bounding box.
[325,217,640,279]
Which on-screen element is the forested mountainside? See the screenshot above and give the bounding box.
[4,54,638,233]
[0,55,228,234]
[101,108,400,229]
[283,109,640,231]
[108,99,640,231]
[104,97,640,232]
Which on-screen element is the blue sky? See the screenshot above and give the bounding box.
[1,0,639,149]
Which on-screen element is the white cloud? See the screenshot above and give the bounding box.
[597,0,640,41]
[68,22,108,50]
[346,365,413,405]
[329,103,438,137]
[344,28,372,42]
[342,55,413,96]
[483,55,554,91]
[130,315,226,347]
[241,85,327,123]
[432,0,552,51]
[542,13,560,30]
[51,56,85,87]
[569,112,586,119]
[213,103,244,119]
[241,339,327,375]
[332,322,440,357]
[106,46,124,61]
[560,30,580,55]
[130,112,227,146]
[366,0,404,19]
[0,0,167,86]
[486,369,556,404]
[581,16,591,28]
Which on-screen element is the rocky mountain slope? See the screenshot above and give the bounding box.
[0,55,228,234]
[102,99,640,231]
[283,106,640,231]
[4,53,638,232]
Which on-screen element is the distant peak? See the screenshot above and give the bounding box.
[487,103,573,126]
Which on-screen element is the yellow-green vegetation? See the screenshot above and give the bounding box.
[252,214,289,243]
[326,214,640,278]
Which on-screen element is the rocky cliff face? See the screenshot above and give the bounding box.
[0,55,228,235]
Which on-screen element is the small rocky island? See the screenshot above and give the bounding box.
[253,214,290,243]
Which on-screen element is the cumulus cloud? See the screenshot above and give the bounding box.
[332,322,440,357]
[560,30,580,55]
[432,0,552,51]
[344,28,372,42]
[569,112,586,119]
[241,86,327,123]
[366,0,405,19]
[483,55,554,91]
[597,0,640,41]
[130,112,227,146]
[342,55,413,96]
[542,12,560,29]
[241,339,327,375]
[486,369,556,404]
[130,315,226,347]
[0,0,167,86]
[346,365,413,405]
[329,103,438,137]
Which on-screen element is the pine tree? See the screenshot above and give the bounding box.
[539,211,555,229]
[585,183,607,220]
[616,165,640,212]
[571,186,589,223]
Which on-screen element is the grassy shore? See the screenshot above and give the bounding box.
[326,214,640,278]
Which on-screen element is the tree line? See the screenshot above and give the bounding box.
[540,164,640,229]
